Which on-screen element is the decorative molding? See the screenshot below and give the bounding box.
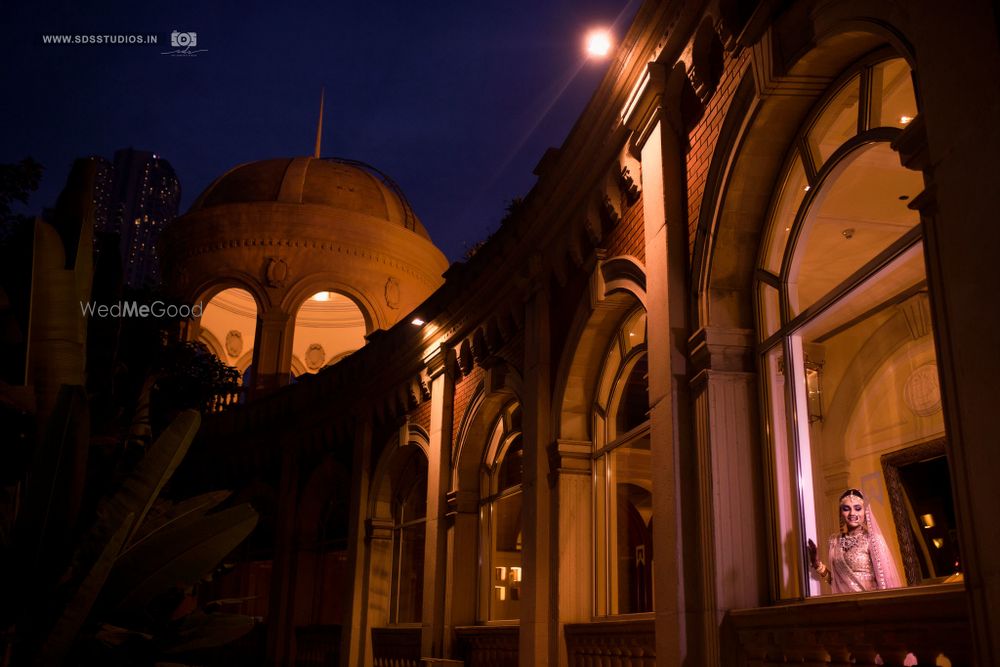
[264,256,289,288]
[304,343,326,370]
[424,345,455,380]
[750,28,831,98]
[547,439,591,478]
[891,114,929,172]
[688,326,755,379]
[384,276,401,309]
[622,61,668,149]
[445,489,478,517]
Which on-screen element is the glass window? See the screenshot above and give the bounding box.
[479,403,523,621]
[392,452,426,623]
[871,58,918,129]
[807,75,861,167]
[755,56,960,599]
[594,308,653,615]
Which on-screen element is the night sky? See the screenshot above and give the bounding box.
[3,0,639,262]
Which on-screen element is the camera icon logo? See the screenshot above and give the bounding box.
[170,31,197,48]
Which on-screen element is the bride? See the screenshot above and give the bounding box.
[807,488,902,592]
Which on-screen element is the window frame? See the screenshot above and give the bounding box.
[591,307,652,617]
[752,49,947,601]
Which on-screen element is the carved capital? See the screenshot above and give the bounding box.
[688,326,755,378]
[445,489,479,517]
[547,439,592,478]
[424,344,456,380]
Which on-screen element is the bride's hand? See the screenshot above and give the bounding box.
[806,538,819,568]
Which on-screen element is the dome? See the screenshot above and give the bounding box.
[189,157,431,239]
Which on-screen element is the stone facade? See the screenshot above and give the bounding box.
[171,1,1000,665]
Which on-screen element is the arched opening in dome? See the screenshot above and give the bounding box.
[290,291,367,377]
[198,287,258,385]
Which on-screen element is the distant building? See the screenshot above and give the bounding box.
[88,148,181,287]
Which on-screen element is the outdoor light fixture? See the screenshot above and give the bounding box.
[585,29,612,57]
[411,317,425,326]
[921,513,936,529]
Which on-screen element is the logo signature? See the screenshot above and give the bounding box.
[162,30,207,57]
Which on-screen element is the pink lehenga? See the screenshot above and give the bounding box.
[827,503,902,593]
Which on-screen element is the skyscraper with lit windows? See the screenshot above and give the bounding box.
[89,148,180,287]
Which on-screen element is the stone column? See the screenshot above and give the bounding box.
[253,308,294,394]
[520,279,555,666]
[421,346,455,658]
[623,61,698,664]
[688,327,766,666]
[443,489,478,656]
[267,438,301,666]
[341,415,374,667]
[548,439,592,667]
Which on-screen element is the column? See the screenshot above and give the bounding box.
[520,280,555,666]
[340,415,374,667]
[548,439,592,667]
[421,346,455,658]
[266,438,300,666]
[253,308,293,394]
[623,61,698,663]
[688,327,765,666]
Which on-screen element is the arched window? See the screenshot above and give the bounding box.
[593,308,652,615]
[391,450,426,623]
[479,402,523,621]
[756,53,960,599]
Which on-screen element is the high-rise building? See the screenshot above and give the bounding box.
[88,148,181,287]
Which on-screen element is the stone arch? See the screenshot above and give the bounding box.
[281,274,381,335]
[554,262,646,443]
[452,363,522,493]
[369,423,430,522]
[599,255,647,308]
[694,7,921,332]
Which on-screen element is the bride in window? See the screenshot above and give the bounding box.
[807,488,902,593]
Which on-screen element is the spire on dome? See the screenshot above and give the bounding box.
[314,87,325,159]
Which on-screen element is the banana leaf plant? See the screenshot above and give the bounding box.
[3,396,260,666]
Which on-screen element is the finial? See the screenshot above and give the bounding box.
[314,87,325,158]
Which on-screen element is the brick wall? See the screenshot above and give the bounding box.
[605,192,646,263]
[452,364,485,450]
[686,47,751,258]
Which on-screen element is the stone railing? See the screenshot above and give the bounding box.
[372,626,422,667]
[454,625,519,667]
[728,584,971,665]
[564,617,655,666]
[295,624,341,667]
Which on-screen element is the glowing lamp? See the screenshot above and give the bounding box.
[585,30,612,57]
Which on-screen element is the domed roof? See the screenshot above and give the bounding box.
[189,157,431,239]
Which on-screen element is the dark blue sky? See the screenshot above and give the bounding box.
[3,1,639,261]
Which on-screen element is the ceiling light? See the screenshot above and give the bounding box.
[900,115,913,125]
[312,292,330,302]
[411,318,425,326]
